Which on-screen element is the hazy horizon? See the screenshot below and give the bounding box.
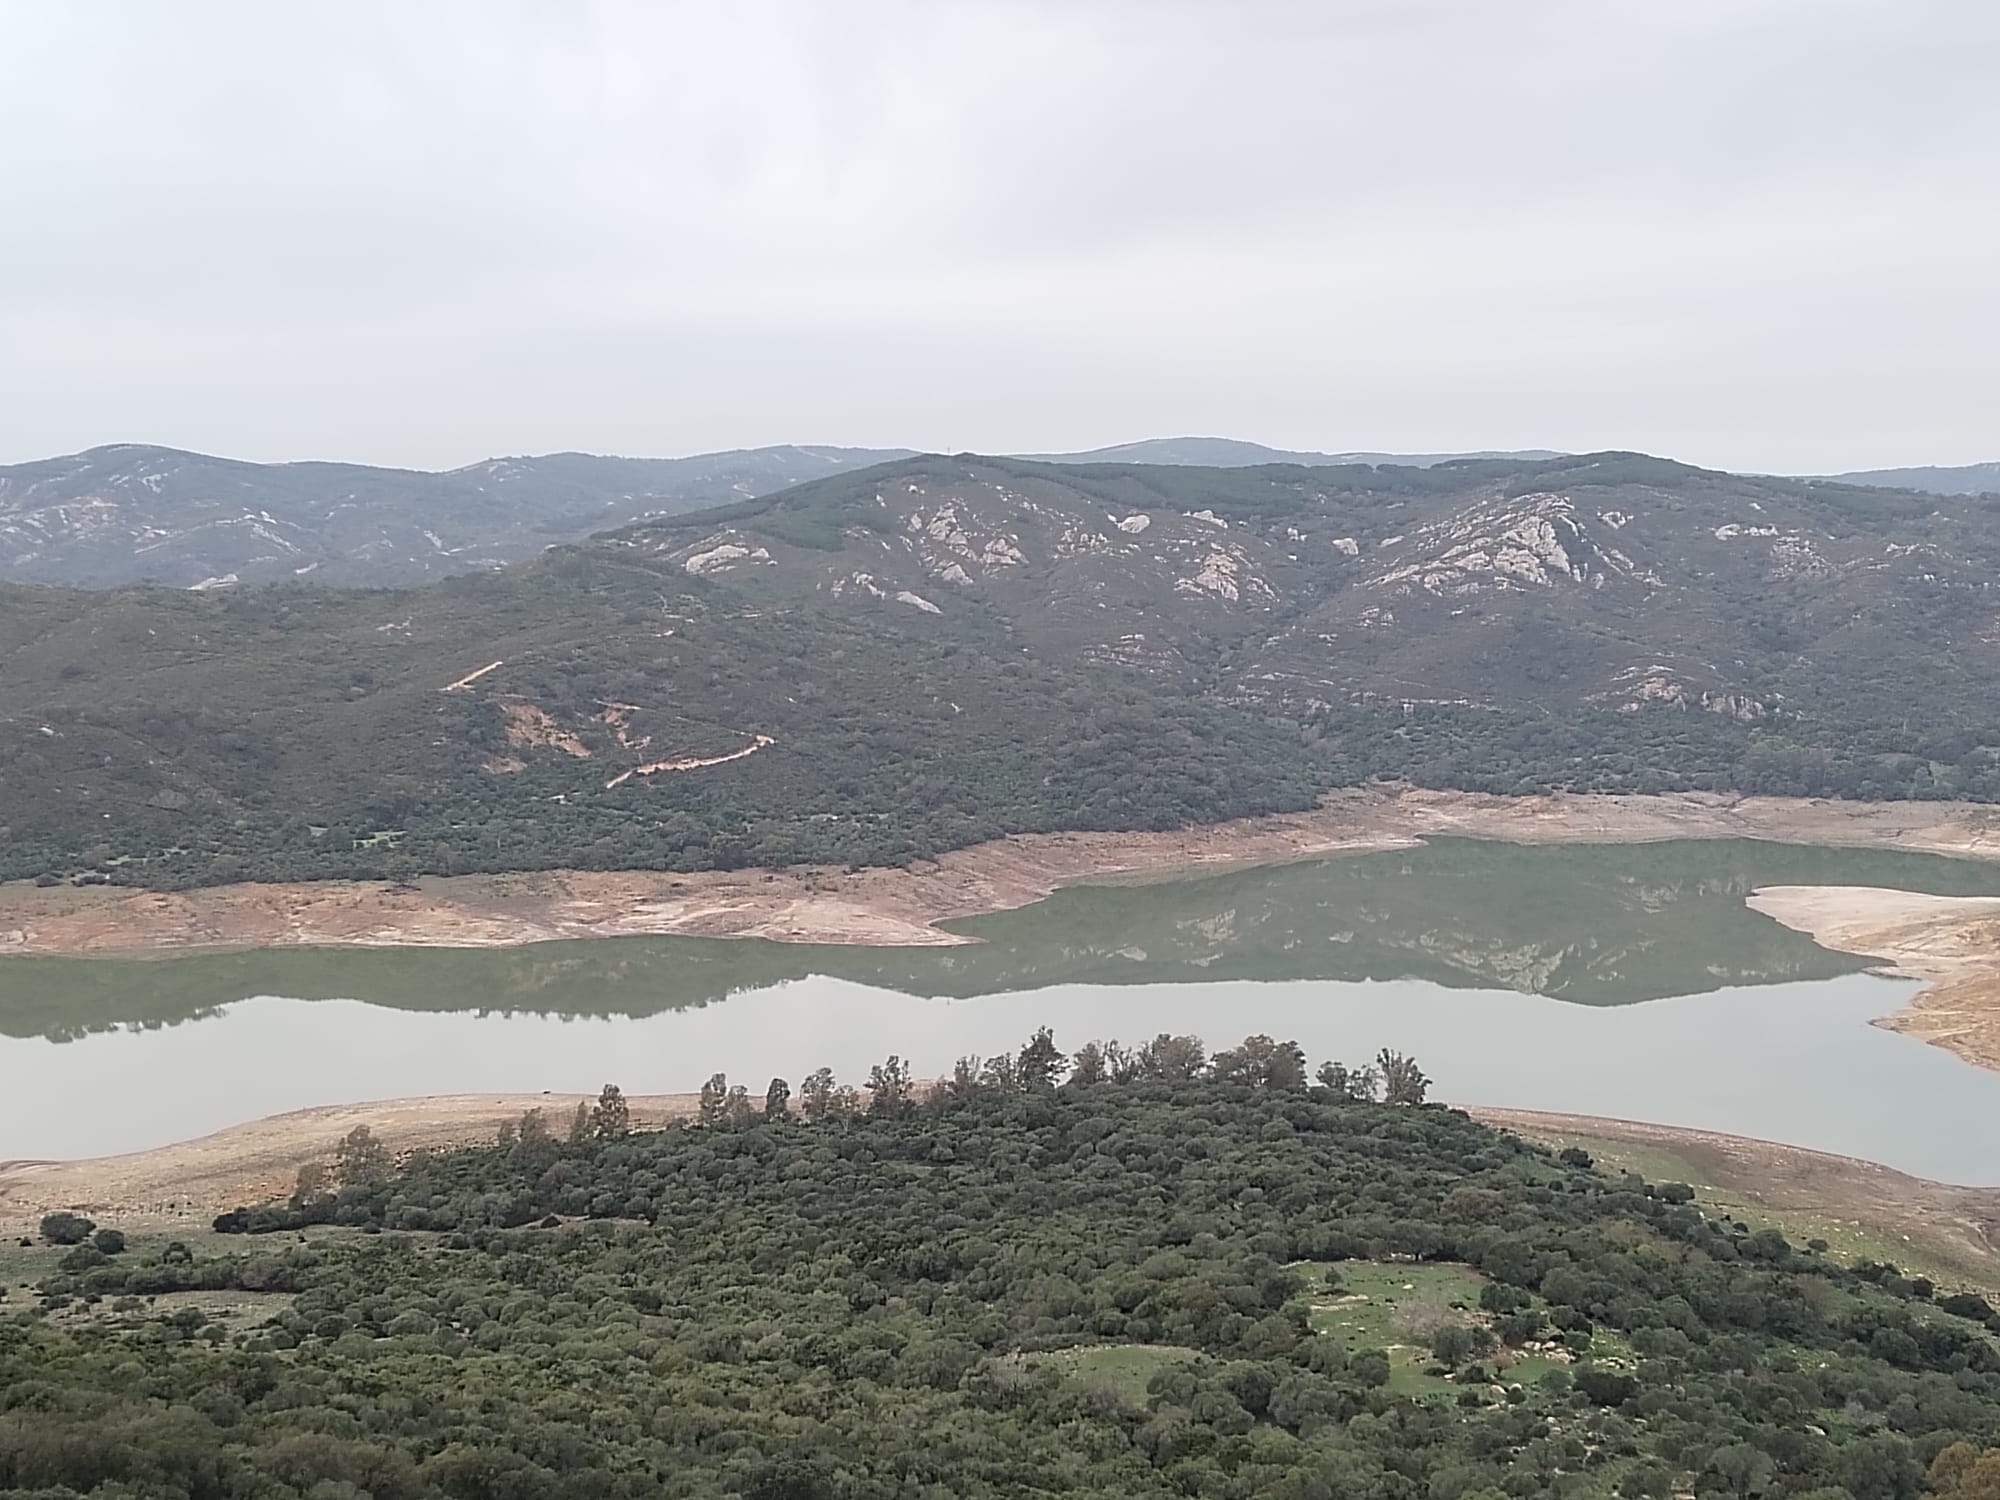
[3,2,1995,474]
[0,434,1983,481]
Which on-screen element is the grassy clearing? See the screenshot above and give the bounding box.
[45,1288,296,1333]
[1299,1261,1494,1399]
[1294,1259,1638,1404]
[1,1224,347,1301]
[1032,1343,1202,1401]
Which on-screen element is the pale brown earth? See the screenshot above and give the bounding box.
[0,1091,703,1235]
[7,788,2000,961]
[1477,1107,2000,1292]
[1746,886,2000,1075]
[603,733,776,789]
[500,701,591,757]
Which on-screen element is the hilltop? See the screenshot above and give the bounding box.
[0,442,911,587]
[1832,460,2000,497]
[5,450,2000,888]
[9,1056,2000,1498]
[619,451,2000,725]
[1018,437,1564,467]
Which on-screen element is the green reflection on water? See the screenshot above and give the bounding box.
[5,838,1999,1041]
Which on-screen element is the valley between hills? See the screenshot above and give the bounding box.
[10,450,2000,1243]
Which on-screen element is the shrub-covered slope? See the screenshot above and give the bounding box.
[10,1037,2000,1498]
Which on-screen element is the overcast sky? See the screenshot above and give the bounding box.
[1,1,1995,473]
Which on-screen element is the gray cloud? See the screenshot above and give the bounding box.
[1,0,1994,471]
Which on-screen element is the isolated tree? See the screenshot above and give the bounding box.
[697,1072,730,1127]
[1929,1444,2000,1500]
[335,1124,391,1189]
[799,1066,838,1124]
[1349,1350,1392,1389]
[1138,1033,1206,1080]
[38,1213,94,1246]
[1262,1036,1309,1089]
[591,1082,630,1139]
[764,1076,792,1120]
[944,1055,984,1102]
[1069,1040,1108,1087]
[1377,1048,1431,1106]
[567,1100,592,1144]
[866,1055,914,1117]
[723,1084,755,1128]
[1430,1323,1479,1367]
[1317,1059,1381,1103]
[290,1161,332,1210]
[1015,1027,1068,1090]
[1213,1034,1307,1089]
[91,1227,126,1256]
[978,1052,1020,1094]
[517,1108,551,1151]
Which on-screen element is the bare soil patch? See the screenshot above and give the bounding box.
[1747,886,2000,1075]
[501,701,590,757]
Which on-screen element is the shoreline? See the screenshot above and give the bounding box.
[7,788,2000,961]
[1745,885,2000,1078]
[5,1093,1995,1291]
[1473,1108,2000,1293]
[6,788,2000,1074]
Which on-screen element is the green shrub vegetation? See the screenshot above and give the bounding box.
[8,1032,2000,1497]
[11,453,2000,890]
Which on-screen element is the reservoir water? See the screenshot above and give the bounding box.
[4,838,1998,1181]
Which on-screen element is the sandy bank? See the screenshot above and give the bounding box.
[7,788,2000,961]
[1747,886,2000,1075]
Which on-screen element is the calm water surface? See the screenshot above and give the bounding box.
[4,839,1998,1180]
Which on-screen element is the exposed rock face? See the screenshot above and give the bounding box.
[618,452,2000,719]
[680,538,773,575]
[0,443,909,586]
[1368,492,1656,597]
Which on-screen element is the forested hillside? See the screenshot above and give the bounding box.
[9,1032,2000,1498]
[7,451,2000,888]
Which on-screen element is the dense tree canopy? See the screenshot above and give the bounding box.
[7,1033,2000,1497]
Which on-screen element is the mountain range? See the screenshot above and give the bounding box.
[0,440,1569,589]
[6,447,2000,890]
[0,443,913,588]
[5,438,1993,592]
[1019,437,1565,468]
